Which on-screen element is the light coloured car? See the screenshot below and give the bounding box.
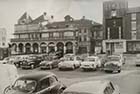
[104,55,123,73]
[135,54,140,66]
[80,56,101,71]
[63,80,120,94]
[58,54,81,70]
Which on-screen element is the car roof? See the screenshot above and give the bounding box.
[64,80,109,94]
[18,72,56,81]
[87,56,98,58]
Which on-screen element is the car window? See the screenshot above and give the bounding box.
[49,76,57,85]
[39,78,50,90]
[76,57,81,61]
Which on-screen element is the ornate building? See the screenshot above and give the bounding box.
[11,12,100,55]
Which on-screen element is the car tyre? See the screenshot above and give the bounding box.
[3,86,10,94]
[118,70,121,73]
[57,88,64,94]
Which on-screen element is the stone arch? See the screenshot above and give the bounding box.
[32,43,39,54]
[18,43,24,53]
[25,43,31,54]
[40,42,47,53]
[48,42,55,54]
[56,42,64,57]
[65,42,73,54]
[12,43,17,52]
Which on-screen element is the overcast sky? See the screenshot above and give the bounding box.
[0,0,140,41]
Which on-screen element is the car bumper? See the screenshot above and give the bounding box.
[21,65,31,69]
[104,67,120,71]
[80,65,96,69]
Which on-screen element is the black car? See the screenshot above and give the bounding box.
[21,56,42,69]
[4,72,66,94]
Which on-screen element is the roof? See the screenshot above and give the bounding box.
[18,12,32,23]
[46,19,93,28]
[18,72,55,81]
[31,15,47,24]
[64,80,109,94]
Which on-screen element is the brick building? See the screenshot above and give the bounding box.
[11,12,101,55]
[103,0,140,54]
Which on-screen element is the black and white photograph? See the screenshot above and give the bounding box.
[0,0,140,94]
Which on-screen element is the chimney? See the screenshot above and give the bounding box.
[51,15,54,19]
[82,16,85,19]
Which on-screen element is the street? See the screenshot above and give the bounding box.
[17,55,140,94]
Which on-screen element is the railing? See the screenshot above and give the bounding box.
[11,36,76,42]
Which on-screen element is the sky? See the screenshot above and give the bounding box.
[0,0,140,41]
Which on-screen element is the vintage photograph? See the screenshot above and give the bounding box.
[0,0,140,94]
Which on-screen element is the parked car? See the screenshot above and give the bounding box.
[3,72,66,94]
[104,55,123,73]
[58,54,81,70]
[63,80,120,94]
[80,56,101,71]
[21,56,42,69]
[40,56,60,69]
[135,54,140,66]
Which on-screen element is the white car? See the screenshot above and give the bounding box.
[58,54,81,70]
[80,56,101,71]
[63,80,120,94]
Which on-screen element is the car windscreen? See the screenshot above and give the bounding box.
[85,57,95,62]
[13,79,36,93]
[64,56,74,61]
[107,56,120,61]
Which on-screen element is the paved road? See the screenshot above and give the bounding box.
[18,55,140,94]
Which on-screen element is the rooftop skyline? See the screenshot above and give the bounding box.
[0,0,140,41]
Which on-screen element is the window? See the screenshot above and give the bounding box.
[131,13,136,20]
[131,21,136,31]
[40,78,50,90]
[84,28,87,33]
[20,34,28,39]
[131,31,136,40]
[111,10,117,17]
[79,37,82,42]
[84,35,87,41]
[64,32,74,37]
[49,33,53,38]
[53,32,59,37]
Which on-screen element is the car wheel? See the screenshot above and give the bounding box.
[31,65,34,69]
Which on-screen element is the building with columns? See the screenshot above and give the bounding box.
[103,0,140,54]
[11,12,100,55]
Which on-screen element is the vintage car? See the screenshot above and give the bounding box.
[21,55,42,69]
[104,55,123,73]
[135,54,140,66]
[40,56,60,69]
[63,80,120,94]
[80,56,101,71]
[3,72,66,94]
[58,54,81,70]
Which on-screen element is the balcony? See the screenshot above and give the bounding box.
[11,36,77,42]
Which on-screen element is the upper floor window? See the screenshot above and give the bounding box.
[131,31,136,40]
[42,33,49,38]
[64,31,74,37]
[49,33,53,38]
[53,32,59,37]
[131,21,136,31]
[131,13,136,21]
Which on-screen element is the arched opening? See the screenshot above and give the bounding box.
[33,43,39,54]
[48,42,55,54]
[12,43,17,52]
[40,42,47,53]
[18,43,24,54]
[56,42,64,57]
[66,42,73,54]
[25,43,31,54]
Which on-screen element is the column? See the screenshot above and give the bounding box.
[64,46,66,54]
[119,27,121,39]
[16,46,19,54]
[107,27,110,39]
[73,45,76,55]
[38,46,41,53]
[30,46,33,53]
[23,46,26,54]
[46,46,48,53]
[55,46,57,52]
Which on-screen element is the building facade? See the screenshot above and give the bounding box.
[103,0,140,54]
[11,13,99,55]
[0,28,7,48]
